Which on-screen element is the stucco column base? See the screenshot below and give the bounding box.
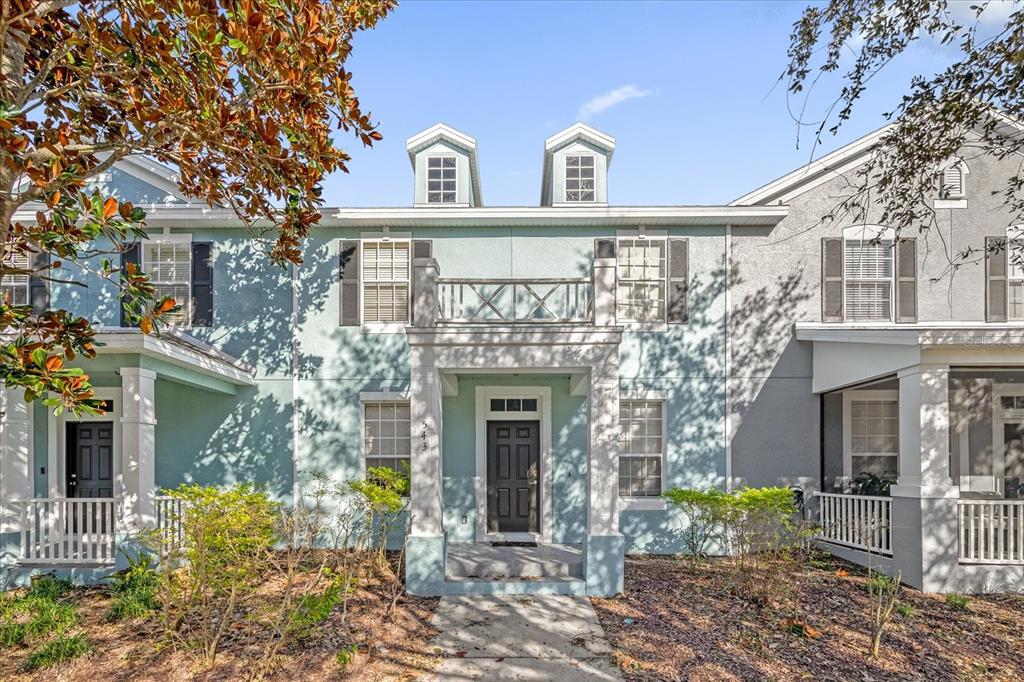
[890,490,959,592]
[584,532,624,596]
[405,533,446,596]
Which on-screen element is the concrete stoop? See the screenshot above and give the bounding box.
[445,542,586,595]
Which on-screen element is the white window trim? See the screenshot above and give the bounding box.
[360,238,412,332]
[987,383,1024,497]
[618,397,668,508]
[564,154,597,203]
[615,233,670,329]
[841,389,899,483]
[474,385,553,543]
[358,394,411,483]
[840,225,895,323]
[142,233,193,329]
[1007,226,1024,322]
[426,154,458,204]
[1,251,31,306]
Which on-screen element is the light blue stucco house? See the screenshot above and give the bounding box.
[4,120,1024,595]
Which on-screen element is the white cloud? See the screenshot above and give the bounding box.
[578,85,652,120]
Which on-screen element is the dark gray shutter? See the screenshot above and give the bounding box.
[339,240,360,326]
[191,242,213,327]
[413,240,433,259]
[894,238,917,323]
[667,238,688,324]
[120,243,141,327]
[986,236,1008,322]
[595,238,616,259]
[28,250,50,314]
[822,238,844,322]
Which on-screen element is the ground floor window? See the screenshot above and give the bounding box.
[363,401,411,474]
[844,390,899,481]
[618,399,664,497]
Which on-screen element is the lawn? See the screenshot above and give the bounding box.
[0,562,440,681]
[593,555,1024,681]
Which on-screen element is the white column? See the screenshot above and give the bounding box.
[893,364,953,497]
[593,257,617,326]
[412,257,439,327]
[0,384,33,534]
[119,367,157,531]
[409,360,443,536]
[588,371,620,536]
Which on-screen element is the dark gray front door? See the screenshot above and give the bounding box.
[487,421,539,533]
[66,422,114,498]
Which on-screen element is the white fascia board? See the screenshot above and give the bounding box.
[93,328,255,386]
[544,123,616,155]
[730,124,895,207]
[794,321,1024,347]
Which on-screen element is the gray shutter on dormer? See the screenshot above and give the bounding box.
[667,238,688,324]
[986,236,1008,322]
[822,238,844,322]
[894,239,917,323]
[339,240,360,326]
[28,250,50,314]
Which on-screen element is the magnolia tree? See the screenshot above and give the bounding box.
[785,0,1024,254]
[0,0,394,414]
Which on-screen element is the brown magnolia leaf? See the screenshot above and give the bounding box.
[44,356,63,372]
[139,316,153,334]
[103,197,118,219]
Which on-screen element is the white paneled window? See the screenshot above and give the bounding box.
[618,400,664,497]
[1,252,30,305]
[565,155,595,202]
[427,156,457,203]
[362,240,410,324]
[142,241,191,326]
[844,391,899,480]
[844,239,893,321]
[363,401,411,474]
[1008,232,1024,321]
[617,238,666,322]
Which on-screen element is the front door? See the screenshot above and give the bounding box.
[66,422,114,498]
[487,421,539,533]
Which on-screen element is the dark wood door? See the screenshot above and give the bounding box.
[487,421,539,533]
[66,422,114,498]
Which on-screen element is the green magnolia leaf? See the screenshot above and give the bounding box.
[31,348,47,368]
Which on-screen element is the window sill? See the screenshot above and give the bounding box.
[619,321,669,333]
[934,198,967,210]
[360,323,408,334]
[619,497,667,511]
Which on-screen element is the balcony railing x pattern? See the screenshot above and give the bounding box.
[436,278,593,324]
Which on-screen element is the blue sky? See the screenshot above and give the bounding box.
[324,0,981,207]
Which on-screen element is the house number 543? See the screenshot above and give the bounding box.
[420,420,430,452]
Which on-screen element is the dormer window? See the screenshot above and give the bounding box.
[427,156,457,203]
[565,155,595,202]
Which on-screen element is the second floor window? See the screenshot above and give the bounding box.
[844,239,893,321]
[143,241,191,326]
[427,156,456,203]
[362,240,410,324]
[1,252,30,305]
[617,238,666,322]
[565,155,595,202]
[1009,236,1024,320]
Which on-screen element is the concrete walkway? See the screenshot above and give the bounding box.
[428,595,623,681]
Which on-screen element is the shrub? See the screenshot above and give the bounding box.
[106,552,159,621]
[23,633,91,671]
[0,581,77,647]
[946,593,971,611]
[27,575,73,601]
[663,488,730,565]
[867,570,902,658]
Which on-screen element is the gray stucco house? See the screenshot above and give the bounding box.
[2,120,1022,595]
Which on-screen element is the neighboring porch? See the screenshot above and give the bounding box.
[0,328,253,579]
[798,323,1024,591]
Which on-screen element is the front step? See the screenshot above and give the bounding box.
[446,542,583,579]
[443,576,588,596]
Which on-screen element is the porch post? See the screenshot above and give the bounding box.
[119,367,157,536]
[592,256,616,326]
[891,364,958,591]
[406,348,445,595]
[0,384,33,539]
[585,366,625,595]
[412,257,439,327]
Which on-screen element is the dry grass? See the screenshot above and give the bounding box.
[593,554,1024,681]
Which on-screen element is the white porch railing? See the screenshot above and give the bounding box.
[19,498,119,564]
[156,494,186,553]
[815,492,893,556]
[958,499,1024,564]
[436,278,593,324]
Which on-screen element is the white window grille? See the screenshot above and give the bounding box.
[565,155,595,202]
[1,252,30,306]
[427,156,457,203]
[844,239,893,321]
[616,238,666,322]
[142,241,191,326]
[618,400,665,497]
[1008,231,1024,321]
[845,393,900,480]
[362,240,410,324]
[363,401,411,474]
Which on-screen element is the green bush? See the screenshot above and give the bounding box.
[663,488,730,562]
[26,575,73,601]
[23,633,91,671]
[945,593,971,611]
[106,552,159,621]
[0,583,77,647]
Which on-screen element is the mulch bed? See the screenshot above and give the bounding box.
[592,555,1024,681]
[1,564,440,681]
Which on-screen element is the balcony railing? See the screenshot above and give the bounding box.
[958,499,1024,564]
[436,278,593,324]
[18,497,119,565]
[815,492,893,556]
